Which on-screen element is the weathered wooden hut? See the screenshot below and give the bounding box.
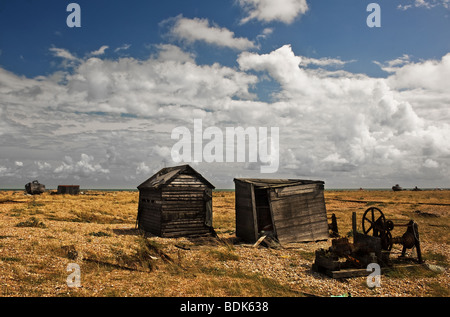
[136,165,215,238]
[234,178,329,244]
[57,185,80,195]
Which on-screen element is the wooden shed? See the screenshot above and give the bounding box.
[136,165,215,238]
[57,185,80,195]
[234,178,329,244]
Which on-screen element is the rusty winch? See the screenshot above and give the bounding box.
[361,207,422,263]
[313,207,423,278]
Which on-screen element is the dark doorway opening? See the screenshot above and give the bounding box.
[254,188,273,233]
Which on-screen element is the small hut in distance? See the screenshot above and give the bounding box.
[234,178,329,244]
[136,165,215,238]
[57,185,80,195]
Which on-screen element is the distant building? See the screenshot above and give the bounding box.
[57,185,80,195]
[136,165,215,238]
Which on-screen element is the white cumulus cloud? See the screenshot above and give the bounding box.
[1,43,449,188]
[90,45,109,56]
[53,154,110,179]
[167,15,256,50]
[49,47,79,61]
[398,0,450,10]
[237,45,450,184]
[238,0,309,24]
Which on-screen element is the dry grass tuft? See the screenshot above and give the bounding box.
[16,217,47,228]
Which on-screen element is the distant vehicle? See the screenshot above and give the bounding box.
[392,184,403,191]
[25,180,46,195]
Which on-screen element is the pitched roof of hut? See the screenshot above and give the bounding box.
[234,178,323,189]
[138,164,215,190]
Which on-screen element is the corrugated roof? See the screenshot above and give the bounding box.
[233,178,324,189]
[138,164,215,189]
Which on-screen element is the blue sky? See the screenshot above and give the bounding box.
[1,0,450,189]
[2,0,449,78]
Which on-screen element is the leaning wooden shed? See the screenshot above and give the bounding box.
[136,165,215,238]
[234,178,329,244]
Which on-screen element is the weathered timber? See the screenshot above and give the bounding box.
[136,165,214,238]
[234,178,328,244]
[57,185,80,195]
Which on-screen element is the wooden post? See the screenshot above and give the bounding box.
[352,212,357,238]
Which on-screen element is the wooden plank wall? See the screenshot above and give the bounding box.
[57,186,80,195]
[138,188,162,236]
[160,173,210,237]
[269,184,329,244]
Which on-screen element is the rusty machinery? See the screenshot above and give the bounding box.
[313,207,423,277]
[361,207,422,263]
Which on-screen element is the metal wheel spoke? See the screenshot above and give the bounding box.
[362,207,385,236]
